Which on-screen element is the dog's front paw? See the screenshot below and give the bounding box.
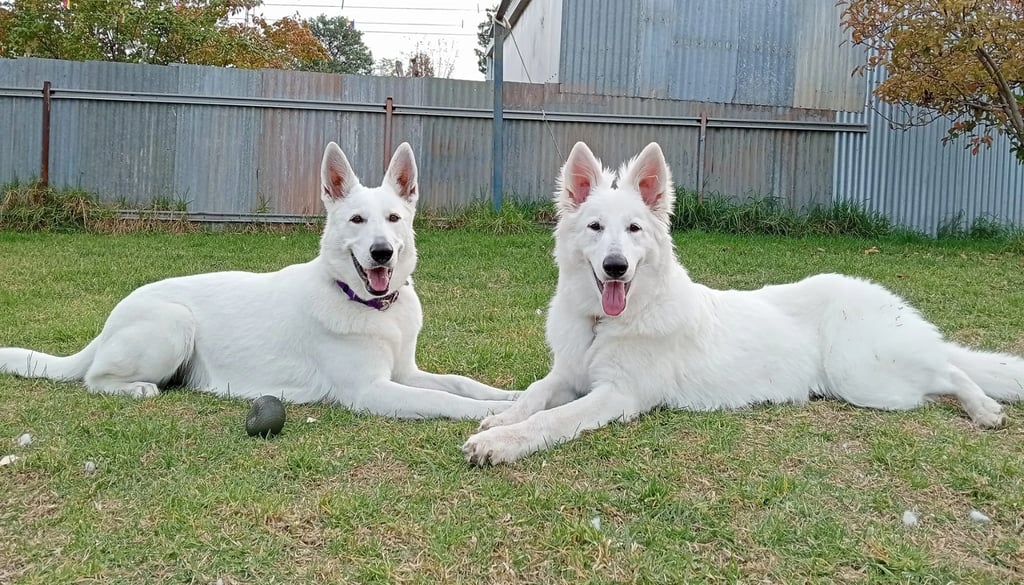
[477,412,509,432]
[462,427,532,466]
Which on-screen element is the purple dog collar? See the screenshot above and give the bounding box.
[336,280,400,311]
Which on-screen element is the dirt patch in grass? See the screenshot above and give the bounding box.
[343,452,414,485]
[0,476,71,583]
[265,504,332,548]
[1006,334,1024,356]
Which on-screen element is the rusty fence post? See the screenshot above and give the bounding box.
[383,96,393,172]
[41,81,52,187]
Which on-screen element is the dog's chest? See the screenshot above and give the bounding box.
[557,316,614,396]
[318,292,421,346]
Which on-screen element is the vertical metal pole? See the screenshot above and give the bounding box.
[41,81,52,187]
[491,19,505,213]
[696,112,708,203]
[383,96,394,172]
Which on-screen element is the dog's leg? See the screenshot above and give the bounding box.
[397,369,519,401]
[943,365,1006,428]
[83,303,195,399]
[463,386,646,465]
[476,371,576,431]
[347,379,514,420]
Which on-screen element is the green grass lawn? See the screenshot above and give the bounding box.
[1,228,1023,584]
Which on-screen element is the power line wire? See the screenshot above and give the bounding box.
[359,30,476,36]
[356,21,464,27]
[262,3,476,11]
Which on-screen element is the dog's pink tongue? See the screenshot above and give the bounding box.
[602,281,627,316]
[368,267,391,293]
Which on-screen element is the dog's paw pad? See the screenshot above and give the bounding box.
[127,383,160,399]
[969,397,1006,429]
[973,409,1006,429]
[462,434,497,466]
[463,428,532,466]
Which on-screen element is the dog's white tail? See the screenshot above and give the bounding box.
[0,338,99,381]
[948,344,1024,402]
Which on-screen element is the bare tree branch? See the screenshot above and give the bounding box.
[975,47,1024,139]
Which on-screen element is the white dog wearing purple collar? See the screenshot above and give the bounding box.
[0,142,517,419]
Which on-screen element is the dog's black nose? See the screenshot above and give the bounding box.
[370,242,393,264]
[603,254,628,279]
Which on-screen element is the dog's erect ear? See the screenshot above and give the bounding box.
[321,142,359,202]
[558,141,603,209]
[384,142,418,204]
[622,142,673,214]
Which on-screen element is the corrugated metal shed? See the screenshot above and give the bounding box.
[501,0,563,84]
[834,66,1024,234]
[503,0,864,112]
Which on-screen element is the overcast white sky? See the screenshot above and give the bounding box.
[253,0,490,80]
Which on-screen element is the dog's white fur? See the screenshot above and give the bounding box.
[0,142,517,419]
[463,141,1024,464]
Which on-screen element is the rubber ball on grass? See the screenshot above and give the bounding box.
[246,395,287,438]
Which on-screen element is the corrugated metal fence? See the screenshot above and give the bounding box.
[1,57,860,218]
[834,66,1024,234]
[1,58,1020,233]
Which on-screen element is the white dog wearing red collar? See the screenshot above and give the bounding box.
[463,141,1024,465]
[0,142,517,419]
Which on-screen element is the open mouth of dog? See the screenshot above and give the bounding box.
[593,270,631,317]
[351,253,393,296]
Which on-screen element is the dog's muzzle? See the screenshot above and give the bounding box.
[351,252,394,296]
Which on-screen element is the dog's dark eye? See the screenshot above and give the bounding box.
[588,221,602,232]
[628,223,642,233]
[387,213,400,223]
[350,215,365,224]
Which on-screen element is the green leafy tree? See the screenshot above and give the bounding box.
[840,0,1024,162]
[302,14,372,75]
[474,4,496,75]
[0,0,327,70]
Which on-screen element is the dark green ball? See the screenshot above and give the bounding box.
[246,395,286,438]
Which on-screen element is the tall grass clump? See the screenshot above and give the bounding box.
[673,189,896,238]
[1006,233,1024,254]
[936,210,1021,240]
[0,180,114,231]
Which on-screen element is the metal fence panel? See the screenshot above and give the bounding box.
[704,127,834,206]
[52,99,178,204]
[834,67,1024,234]
[173,104,260,214]
[0,94,40,183]
[6,57,1020,233]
